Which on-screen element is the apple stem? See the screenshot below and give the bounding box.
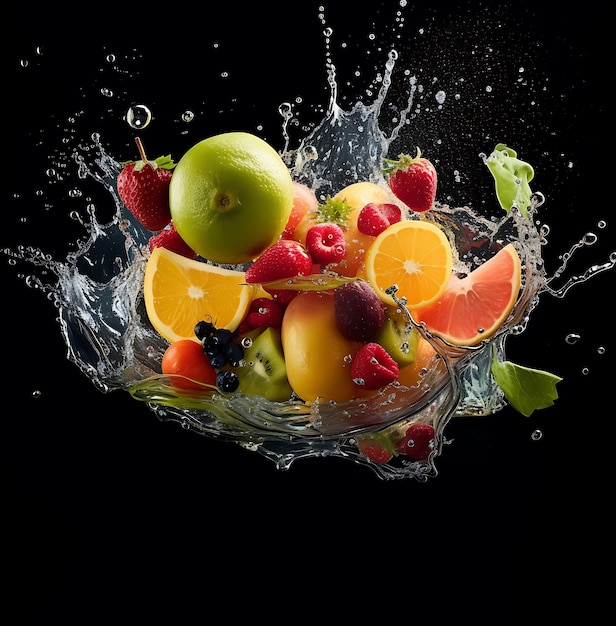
[135,136,148,163]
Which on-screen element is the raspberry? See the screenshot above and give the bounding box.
[395,423,435,461]
[245,297,284,329]
[351,342,399,390]
[357,202,402,236]
[305,223,346,264]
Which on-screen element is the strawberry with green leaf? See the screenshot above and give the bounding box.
[117,137,176,231]
[382,148,437,213]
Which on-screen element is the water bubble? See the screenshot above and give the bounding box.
[530,429,543,441]
[581,367,590,375]
[597,346,606,355]
[565,333,581,345]
[278,102,293,120]
[435,90,446,104]
[105,53,116,63]
[100,87,113,98]
[582,232,597,246]
[302,145,318,160]
[32,390,42,399]
[597,220,607,229]
[125,104,152,130]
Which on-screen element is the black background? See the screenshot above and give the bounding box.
[2,1,613,622]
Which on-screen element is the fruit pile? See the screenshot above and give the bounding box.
[118,132,523,464]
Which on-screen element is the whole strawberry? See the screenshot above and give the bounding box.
[117,137,176,231]
[383,148,437,213]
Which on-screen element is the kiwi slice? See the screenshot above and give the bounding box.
[375,306,420,367]
[234,327,293,402]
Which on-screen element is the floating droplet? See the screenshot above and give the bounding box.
[32,389,42,399]
[565,333,581,345]
[597,346,606,355]
[125,104,152,130]
[530,429,543,441]
[181,110,195,123]
[581,367,590,375]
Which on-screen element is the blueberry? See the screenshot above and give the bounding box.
[216,370,239,393]
[194,319,215,340]
[226,343,245,367]
[209,351,227,369]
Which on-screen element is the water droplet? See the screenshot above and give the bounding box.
[531,429,543,441]
[581,367,590,375]
[32,390,42,399]
[597,220,607,229]
[181,110,195,123]
[565,333,581,345]
[302,145,318,160]
[100,87,113,98]
[582,232,597,246]
[597,346,606,355]
[435,90,446,104]
[125,104,152,130]
[105,53,116,63]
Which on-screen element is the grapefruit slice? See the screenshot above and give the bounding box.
[143,247,255,343]
[411,243,521,346]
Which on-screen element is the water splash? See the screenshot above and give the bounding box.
[4,11,614,480]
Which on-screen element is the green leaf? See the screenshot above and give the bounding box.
[485,143,534,217]
[259,273,360,291]
[491,352,562,417]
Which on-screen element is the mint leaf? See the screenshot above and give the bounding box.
[485,144,534,217]
[490,352,562,417]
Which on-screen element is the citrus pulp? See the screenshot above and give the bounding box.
[143,247,255,343]
[364,219,453,308]
[412,243,521,346]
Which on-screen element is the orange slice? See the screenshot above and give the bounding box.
[364,219,453,308]
[143,247,255,343]
[412,243,521,346]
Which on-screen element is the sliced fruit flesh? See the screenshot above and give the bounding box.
[365,220,453,308]
[144,247,254,343]
[412,243,521,346]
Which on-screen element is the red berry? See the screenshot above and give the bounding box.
[305,222,346,264]
[245,297,284,329]
[117,137,175,231]
[384,148,437,213]
[148,223,196,258]
[351,342,399,390]
[245,239,313,284]
[357,202,402,236]
[357,437,394,464]
[395,423,435,461]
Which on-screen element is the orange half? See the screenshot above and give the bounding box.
[143,247,254,343]
[412,243,521,346]
[364,219,453,308]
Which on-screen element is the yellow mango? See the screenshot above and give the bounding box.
[281,291,362,403]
